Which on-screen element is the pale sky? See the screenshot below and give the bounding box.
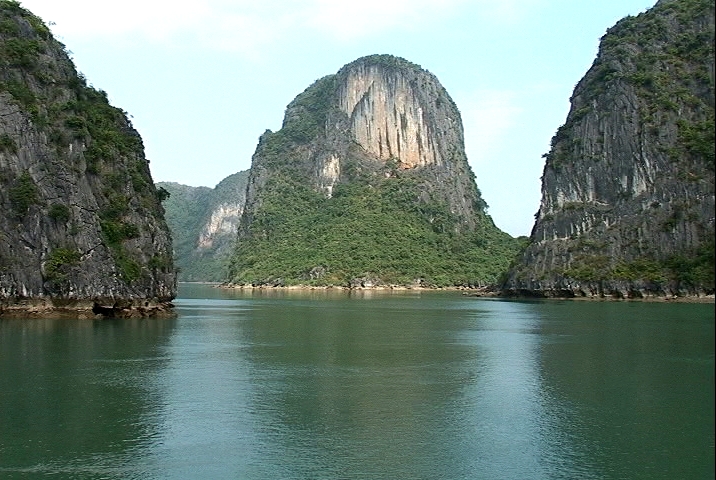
[20,0,655,237]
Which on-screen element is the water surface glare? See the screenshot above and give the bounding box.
[1,284,713,479]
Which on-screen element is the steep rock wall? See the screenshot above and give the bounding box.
[197,203,243,249]
[0,3,176,315]
[337,62,449,168]
[504,0,715,298]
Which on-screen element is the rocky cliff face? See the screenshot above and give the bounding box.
[336,61,455,169]
[504,0,715,298]
[0,2,176,316]
[242,55,485,237]
[198,203,243,249]
[159,171,248,282]
[231,55,517,287]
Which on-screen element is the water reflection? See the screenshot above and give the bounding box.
[0,316,176,479]
[200,292,579,479]
[537,301,715,480]
[450,300,598,479]
[2,286,712,479]
[140,297,261,479]
[232,294,473,478]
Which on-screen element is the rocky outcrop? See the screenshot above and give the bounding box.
[231,55,517,287]
[0,2,176,316]
[197,203,243,249]
[337,60,454,169]
[503,0,715,298]
[158,171,248,282]
[330,56,481,227]
[242,55,486,237]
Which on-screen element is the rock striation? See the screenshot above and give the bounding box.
[242,55,487,237]
[0,2,176,316]
[158,171,248,282]
[503,0,715,298]
[337,60,452,169]
[230,54,518,287]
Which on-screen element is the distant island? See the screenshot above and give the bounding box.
[158,171,248,282]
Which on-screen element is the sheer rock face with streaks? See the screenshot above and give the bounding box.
[0,2,176,316]
[337,61,448,169]
[503,0,715,298]
[325,56,483,228]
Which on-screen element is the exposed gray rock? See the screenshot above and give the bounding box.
[503,0,715,298]
[0,3,176,316]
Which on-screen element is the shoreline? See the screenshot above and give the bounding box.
[0,299,177,319]
[502,293,716,304]
[214,283,715,303]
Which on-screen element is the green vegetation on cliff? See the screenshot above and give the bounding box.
[229,131,520,287]
[558,237,715,290]
[0,0,176,310]
[230,186,519,287]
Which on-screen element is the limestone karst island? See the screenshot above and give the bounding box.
[1,0,714,316]
[0,1,175,316]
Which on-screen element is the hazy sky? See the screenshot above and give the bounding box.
[20,0,656,237]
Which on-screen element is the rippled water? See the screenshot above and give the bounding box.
[1,284,713,479]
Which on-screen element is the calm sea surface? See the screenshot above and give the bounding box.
[1,284,713,479]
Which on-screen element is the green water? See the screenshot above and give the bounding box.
[1,284,713,479]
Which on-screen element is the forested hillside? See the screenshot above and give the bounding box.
[159,171,248,281]
[229,55,522,288]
